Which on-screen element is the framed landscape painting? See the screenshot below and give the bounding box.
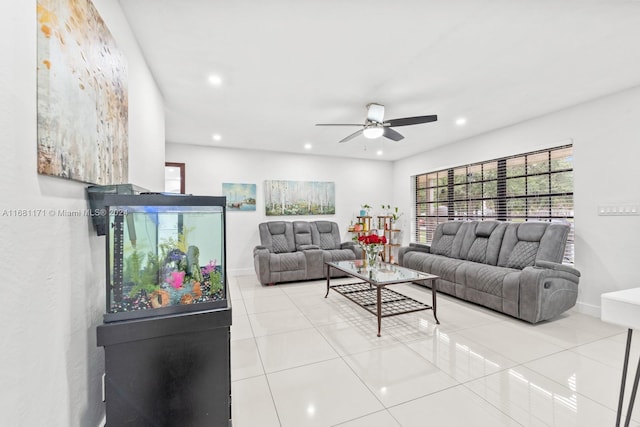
[222,183,256,211]
[265,180,335,216]
[37,0,128,184]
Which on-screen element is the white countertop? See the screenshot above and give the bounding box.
[601,288,640,330]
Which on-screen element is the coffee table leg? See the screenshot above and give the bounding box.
[324,264,331,298]
[377,286,382,337]
[431,278,440,324]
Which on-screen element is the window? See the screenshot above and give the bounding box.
[415,145,574,263]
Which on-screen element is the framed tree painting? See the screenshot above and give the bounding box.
[264,180,335,216]
[37,0,128,184]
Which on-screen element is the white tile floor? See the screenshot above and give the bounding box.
[229,274,640,426]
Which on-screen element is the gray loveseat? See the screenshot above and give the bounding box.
[398,220,580,323]
[253,221,362,285]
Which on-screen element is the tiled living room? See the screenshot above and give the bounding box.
[228,273,637,426]
[4,1,640,427]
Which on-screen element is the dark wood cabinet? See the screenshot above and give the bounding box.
[97,306,232,426]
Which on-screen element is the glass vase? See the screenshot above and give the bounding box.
[364,245,381,268]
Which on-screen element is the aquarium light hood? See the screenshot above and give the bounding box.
[86,184,148,236]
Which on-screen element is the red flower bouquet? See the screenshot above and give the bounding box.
[357,233,387,266]
[357,234,387,246]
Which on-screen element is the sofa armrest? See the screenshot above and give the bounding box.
[340,241,356,249]
[341,241,363,258]
[534,260,581,278]
[253,247,271,285]
[519,265,580,323]
[408,243,431,253]
[397,243,431,266]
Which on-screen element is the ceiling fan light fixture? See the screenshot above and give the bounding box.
[363,127,384,139]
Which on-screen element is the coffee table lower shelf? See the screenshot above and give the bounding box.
[329,281,434,335]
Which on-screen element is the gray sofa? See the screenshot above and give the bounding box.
[253,221,362,285]
[398,220,580,323]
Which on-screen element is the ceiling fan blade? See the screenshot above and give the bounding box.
[367,103,385,123]
[383,127,404,141]
[339,129,364,143]
[315,123,363,126]
[385,115,438,127]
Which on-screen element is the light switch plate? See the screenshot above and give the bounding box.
[598,205,640,216]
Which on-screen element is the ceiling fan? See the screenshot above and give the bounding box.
[316,103,437,143]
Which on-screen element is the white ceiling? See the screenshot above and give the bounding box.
[119,0,640,161]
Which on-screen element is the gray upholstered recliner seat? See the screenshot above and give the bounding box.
[253,220,362,285]
[398,220,580,323]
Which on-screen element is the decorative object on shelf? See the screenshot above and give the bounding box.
[376,214,402,263]
[222,182,256,211]
[264,180,335,216]
[391,206,403,224]
[357,233,387,267]
[360,204,371,217]
[37,0,128,184]
[390,230,401,245]
[381,205,403,228]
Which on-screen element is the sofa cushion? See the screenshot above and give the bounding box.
[463,264,521,314]
[498,222,547,269]
[498,222,545,268]
[431,221,466,257]
[467,238,490,263]
[269,252,306,272]
[431,235,454,256]
[506,241,539,269]
[463,263,519,297]
[259,221,296,254]
[476,221,499,237]
[293,221,314,250]
[312,221,341,250]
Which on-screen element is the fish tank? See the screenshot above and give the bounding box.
[102,194,227,322]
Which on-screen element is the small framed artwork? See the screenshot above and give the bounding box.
[222,183,256,211]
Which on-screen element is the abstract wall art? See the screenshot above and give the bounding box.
[264,180,335,216]
[37,0,128,184]
[222,183,256,211]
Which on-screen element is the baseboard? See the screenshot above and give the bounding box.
[574,301,600,318]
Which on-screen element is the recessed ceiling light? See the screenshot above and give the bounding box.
[455,118,467,126]
[304,143,312,150]
[208,74,223,86]
[376,150,383,156]
[212,133,222,141]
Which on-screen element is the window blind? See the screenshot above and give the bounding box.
[415,145,574,263]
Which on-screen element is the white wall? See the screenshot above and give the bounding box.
[0,2,164,426]
[393,85,640,316]
[166,144,394,274]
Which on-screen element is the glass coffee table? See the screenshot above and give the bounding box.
[325,260,439,337]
